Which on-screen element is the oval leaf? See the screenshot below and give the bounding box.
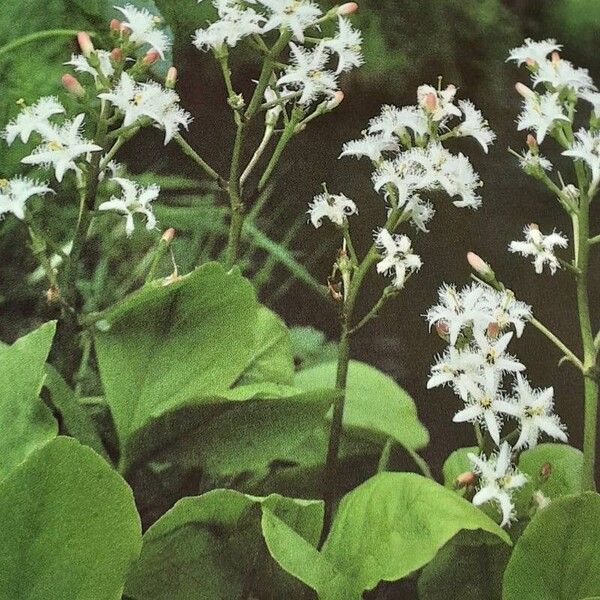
[0,436,141,600]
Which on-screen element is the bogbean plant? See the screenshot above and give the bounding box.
[1,0,600,597]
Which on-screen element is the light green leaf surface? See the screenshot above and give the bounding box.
[0,437,142,600]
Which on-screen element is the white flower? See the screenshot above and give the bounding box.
[507,38,561,67]
[426,283,494,346]
[260,0,321,42]
[65,50,114,82]
[562,128,600,189]
[468,442,528,527]
[321,16,363,74]
[307,192,357,228]
[427,346,483,401]
[21,114,102,182]
[371,152,430,205]
[99,73,191,143]
[115,4,171,59]
[435,151,482,209]
[193,2,264,51]
[417,83,461,122]
[98,177,159,236]
[503,374,567,450]
[2,96,64,145]
[517,92,569,144]
[457,99,496,153]
[367,105,429,139]
[509,224,568,275]
[581,90,600,115]
[532,57,596,94]
[406,194,435,232]
[339,134,398,162]
[374,228,421,288]
[453,373,514,445]
[518,149,552,173]
[276,42,337,105]
[483,289,531,338]
[0,176,53,220]
[472,329,525,376]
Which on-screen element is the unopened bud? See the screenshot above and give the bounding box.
[161,227,176,244]
[540,462,552,480]
[487,322,501,338]
[551,51,561,65]
[110,47,123,62]
[420,91,438,113]
[526,133,538,151]
[515,82,535,99]
[110,18,121,32]
[62,74,85,99]
[165,67,178,88]
[120,23,131,36]
[455,471,476,489]
[435,320,449,340]
[77,31,94,57]
[337,2,358,15]
[142,49,160,66]
[326,90,344,111]
[467,251,494,280]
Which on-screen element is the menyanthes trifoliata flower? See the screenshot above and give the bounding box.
[468,442,528,527]
[321,16,363,74]
[115,3,171,59]
[307,192,357,228]
[374,228,421,289]
[98,177,159,236]
[0,176,53,221]
[507,38,561,67]
[2,97,64,145]
[509,223,568,275]
[259,0,322,43]
[516,89,569,145]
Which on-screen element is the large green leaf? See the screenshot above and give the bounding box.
[0,321,58,480]
[125,489,323,600]
[0,436,141,600]
[295,360,429,451]
[417,530,512,600]
[264,472,510,598]
[94,262,258,452]
[503,492,600,600]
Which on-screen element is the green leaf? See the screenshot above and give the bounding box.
[515,443,583,511]
[442,446,478,492]
[295,360,429,451]
[236,306,295,386]
[0,321,58,480]
[43,363,108,459]
[263,472,510,598]
[94,262,258,452]
[503,492,600,600]
[125,489,323,600]
[321,473,510,595]
[0,436,142,600]
[417,530,511,600]
[289,326,338,369]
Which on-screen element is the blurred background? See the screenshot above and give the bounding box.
[1,0,599,475]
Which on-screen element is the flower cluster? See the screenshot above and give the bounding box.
[308,82,493,290]
[426,282,567,525]
[508,39,600,274]
[194,0,363,106]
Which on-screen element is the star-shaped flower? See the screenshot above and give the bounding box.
[307,191,357,228]
[507,38,561,67]
[374,228,421,289]
[98,177,159,236]
[321,16,363,74]
[517,91,569,145]
[457,99,496,154]
[115,4,171,59]
[260,0,322,42]
[0,176,53,220]
[2,96,64,145]
[509,223,568,275]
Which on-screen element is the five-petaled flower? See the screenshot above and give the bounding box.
[374,228,421,289]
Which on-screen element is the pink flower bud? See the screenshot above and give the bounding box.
[467,252,491,275]
[551,51,561,64]
[161,227,176,244]
[526,133,537,150]
[326,90,344,110]
[455,471,476,488]
[110,48,123,62]
[77,32,94,57]
[165,67,178,88]
[528,222,539,231]
[487,322,501,338]
[435,320,449,339]
[110,18,121,32]
[62,74,85,99]
[142,49,160,66]
[515,82,535,99]
[120,23,131,36]
[420,91,438,113]
[338,2,358,15]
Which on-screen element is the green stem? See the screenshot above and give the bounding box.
[528,315,584,371]
[0,29,92,60]
[174,134,228,190]
[224,121,246,268]
[377,438,394,473]
[405,448,434,480]
[145,233,173,284]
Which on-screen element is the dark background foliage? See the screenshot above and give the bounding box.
[1,0,599,478]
